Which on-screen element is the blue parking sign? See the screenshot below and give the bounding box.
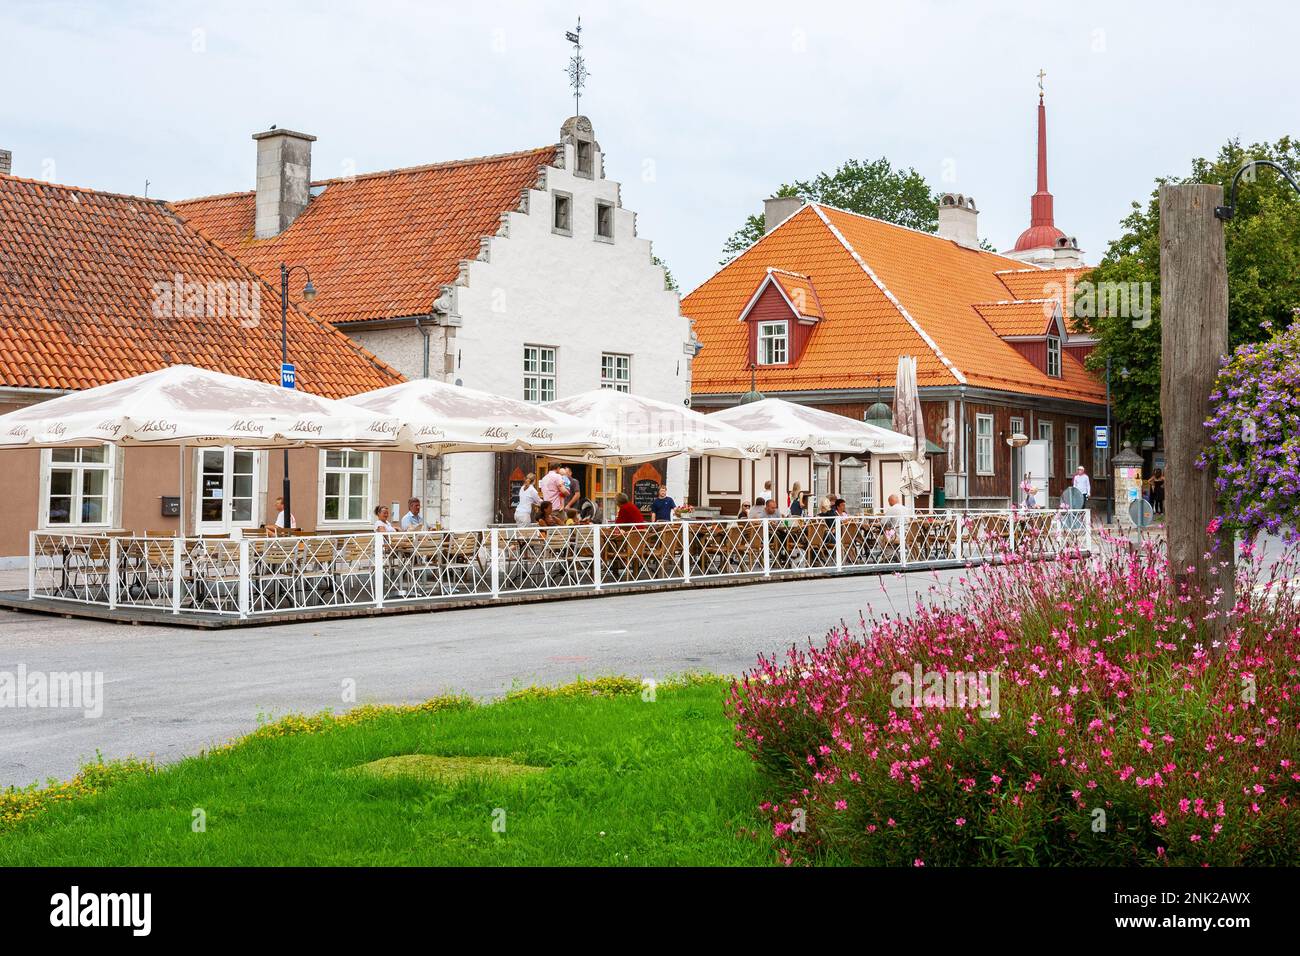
[281,363,296,389]
[1094,425,1108,449]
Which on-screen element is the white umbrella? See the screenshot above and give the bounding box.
[343,379,609,455]
[710,397,913,455]
[893,356,928,499]
[0,365,400,449]
[545,389,764,464]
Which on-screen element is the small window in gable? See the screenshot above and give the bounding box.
[1046,335,1062,377]
[595,200,614,241]
[576,141,594,177]
[552,192,573,236]
[758,321,788,365]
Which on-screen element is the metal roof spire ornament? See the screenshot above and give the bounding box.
[565,18,589,118]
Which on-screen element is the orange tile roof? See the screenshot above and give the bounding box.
[0,174,403,396]
[683,203,1105,406]
[172,147,557,326]
[994,265,1094,335]
[765,269,824,320]
[972,300,1057,337]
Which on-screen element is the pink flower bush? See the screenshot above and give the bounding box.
[726,536,1300,866]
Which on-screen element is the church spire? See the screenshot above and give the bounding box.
[1012,71,1068,254]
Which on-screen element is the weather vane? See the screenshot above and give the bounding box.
[565,18,588,117]
[1037,68,1046,96]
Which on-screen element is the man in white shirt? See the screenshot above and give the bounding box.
[884,493,912,528]
[1072,467,1091,509]
[400,497,425,531]
[271,496,297,530]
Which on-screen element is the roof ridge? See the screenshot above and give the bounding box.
[0,173,164,206]
[808,203,967,386]
[171,145,556,206]
[812,201,1028,268]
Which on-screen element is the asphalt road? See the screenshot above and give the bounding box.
[0,568,961,788]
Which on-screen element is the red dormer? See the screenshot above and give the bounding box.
[972,299,1068,378]
[737,268,824,368]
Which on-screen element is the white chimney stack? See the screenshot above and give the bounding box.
[936,193,979,249]
[763,195,804,234]
[253,128,316,239]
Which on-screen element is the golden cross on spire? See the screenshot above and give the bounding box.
[1037,69,1046,96]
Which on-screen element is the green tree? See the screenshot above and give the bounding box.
[1081,136,1300,440]
[720,157,942,263]
[652,254,679,293]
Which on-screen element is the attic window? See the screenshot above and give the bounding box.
[552,192,573,236]
[575,141,594,177]
[1047,335,1062,377]
[595,201,614,241]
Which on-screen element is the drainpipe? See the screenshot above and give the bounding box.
[958,385,968,510]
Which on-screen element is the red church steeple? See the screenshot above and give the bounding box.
[1012,75,1068,253]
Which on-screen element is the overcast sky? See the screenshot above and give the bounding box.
[2,0,1295,292]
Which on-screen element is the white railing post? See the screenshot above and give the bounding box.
[28,531,36,598]
[955,513,964,562]
[762,518,771,577]
[1008,509,1016,556]
[238,539,250,619]
[899,516,908,567]
[1084,510,1093,554]
[374,533,385,609]
[490,528,500,599]
[592,524,602,591]
[171,537,182,614]
[108,537,119,609]
[835,516,843,572]
[681,520,691,582]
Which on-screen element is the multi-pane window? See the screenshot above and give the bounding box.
[524,345,557,403]
[1095,436,1110,481]
[1047,336,1062,377]
[1065,425,1080,475]
[600,353,630,392]
[757,321,788,365]
[595,201,614,240]
[1038,421,1054,477]
[323,450,371,522]
[552,193,572,235]
[44,446,112,526]
[975,414,994,475]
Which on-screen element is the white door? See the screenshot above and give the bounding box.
[197,447,260,533]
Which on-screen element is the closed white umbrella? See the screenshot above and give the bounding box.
[546,389,764,464]
[343,379,609,455]
[893,356,928,500]
[711,397,913,455]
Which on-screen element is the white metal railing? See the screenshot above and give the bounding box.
[26,510,1092,620]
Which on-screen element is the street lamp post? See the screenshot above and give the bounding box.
[1105,355,1113,526]
[279,263,316,531]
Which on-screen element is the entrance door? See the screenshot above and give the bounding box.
[197,447,260,532]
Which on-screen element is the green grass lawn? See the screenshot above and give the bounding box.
[0,676,776,866]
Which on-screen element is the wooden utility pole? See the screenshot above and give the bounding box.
[1159,184,1234,619]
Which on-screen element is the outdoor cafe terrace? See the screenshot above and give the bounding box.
[16,509,1092,626]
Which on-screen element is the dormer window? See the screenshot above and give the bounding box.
[552,192,573,236]
[1046,335,1062,377]
[758,321,788,365]
[575,141,594,177]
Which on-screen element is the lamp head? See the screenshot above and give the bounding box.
[302,279,317,302]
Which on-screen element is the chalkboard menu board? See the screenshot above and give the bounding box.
[633,479,659,512]
[509,480,524,509]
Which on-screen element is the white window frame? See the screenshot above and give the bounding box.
[575,140,595,178]
[1094,435,1110,481]
[757,320,789,366]
[595,200,615,242]
[195,446,264,533]
[1046,336,1062,377]
[319,449,378,528]
[39,446,117,529]
[1065,424,1080,476]
[524,345,557,403]
[552,191,573,236]
[975,414,995,476]
[1038,421,1054,477]
[600,352,630,392]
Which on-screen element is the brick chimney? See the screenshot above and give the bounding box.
[252,128,315,238]
[936,192,980,249]
[0,149,11,176]
[763,195,804,234]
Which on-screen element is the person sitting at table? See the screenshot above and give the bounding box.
[535,501,562,527]
[515,473,542,527]
[650,484,677,522]
[738,500,751,519]
[763,498,783,519]
[614,493,645,526]
[270,496,297,531]
[748,497,767,519]
[789,483,805,516]
[884,494,911,528]
[400,497,425,531]
[373,505,397,533]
